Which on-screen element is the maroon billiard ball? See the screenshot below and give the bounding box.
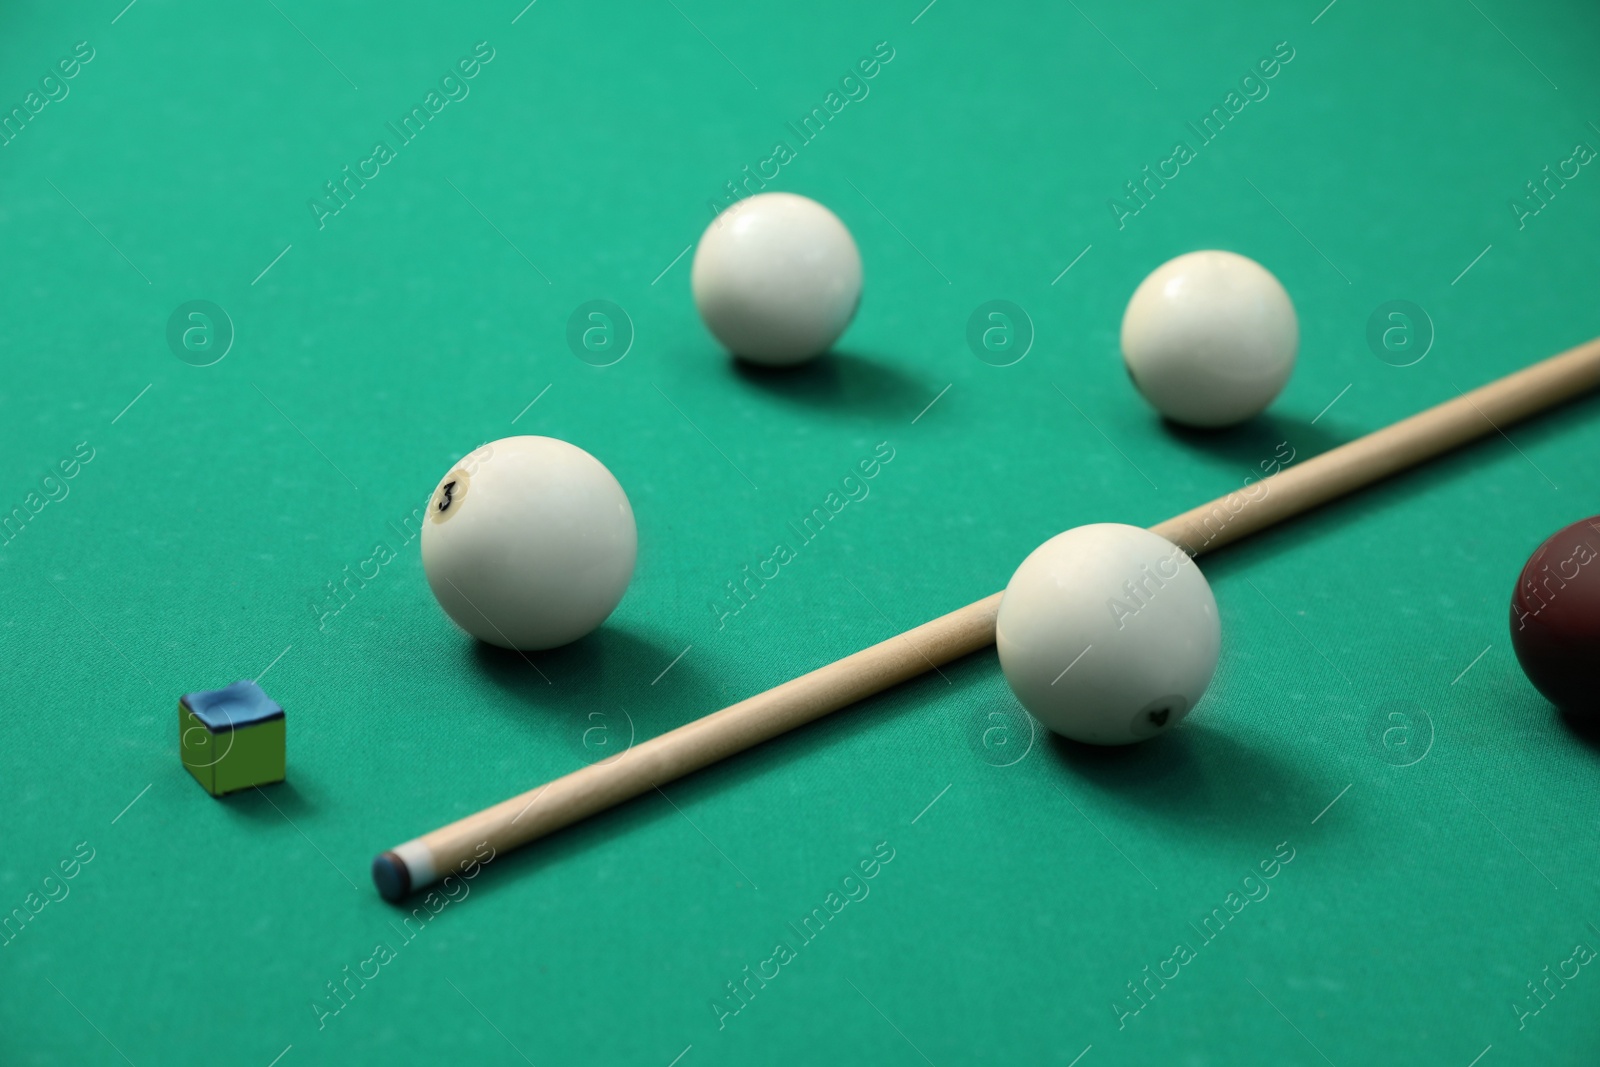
[1510,515,1600,718]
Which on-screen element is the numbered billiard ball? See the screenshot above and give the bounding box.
[1510,515,1600,719]
[691,192,862,366]
[996,524,1221,745]
[421,436,637,651]
[1121,250,1298,428]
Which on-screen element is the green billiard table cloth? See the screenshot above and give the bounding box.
[4,1,1600,1063]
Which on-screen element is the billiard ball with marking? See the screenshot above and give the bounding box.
[1510,515,1600,719]
[1121,250,1298,428]
[421,436,637,651]
[691,192,862,366]
[996,523,1221,745]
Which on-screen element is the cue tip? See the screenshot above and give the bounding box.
[372,850,412,902]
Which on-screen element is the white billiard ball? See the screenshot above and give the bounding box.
[421,436,636,651]
[996,523,1221,745]
[1121,250,1297,428]
[691,192,863,366]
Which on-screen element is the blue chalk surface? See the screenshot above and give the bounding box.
[180,680,284,733]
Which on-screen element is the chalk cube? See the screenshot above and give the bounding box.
[179,680,286,796]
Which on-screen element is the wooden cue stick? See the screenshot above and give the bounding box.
[373,334,1600,900]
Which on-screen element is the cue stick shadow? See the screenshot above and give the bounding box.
[438,631,998,907]
[1190,386,1600,588]
[420,631,1315,909]
[729,349,929,420]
